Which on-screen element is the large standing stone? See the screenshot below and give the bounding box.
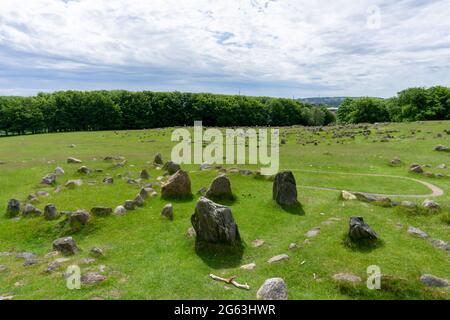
[272,171,299,207]
[161,170,192,199]
[163,161,181,175]
[6,199,21,218]
[205,175,234,201]
[256,278,288,300]
[52,237,79,255]
[41,173,57,185]
[191,197,241,247]
[44,204,59,220]
[348,217,378,242]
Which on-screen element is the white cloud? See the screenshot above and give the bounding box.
[0,0,449,97]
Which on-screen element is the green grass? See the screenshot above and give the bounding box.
[0,121,449,300]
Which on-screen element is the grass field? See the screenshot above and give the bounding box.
[0,121,449,300]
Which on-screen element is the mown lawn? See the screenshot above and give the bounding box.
[0,121,449,300]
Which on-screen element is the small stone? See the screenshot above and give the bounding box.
[90,247,104,257]
[67,157,82,164]
[161,204,174,220]
[348,217,378,241]
[240,263,256,270]
[81,272,107,285]
[68,209,90,230]
[80,257,96,265]
[407,226,429,239]
[77,166,91,174]
[341,190,357,200]
[305,227,320,238]
[114,205,126,216]
[46,261,61,273]
[288,243,298,250]
[52,237,79,255]
[65,179,83,188]
[36,191,50,197]
[153,153,164,166]
[140,169,150,179]
[422,199,440,210]
[420,274,449,287]
[186,227,196,238]
[267,254,289,264]
[54,167,65,176]
[124,200,136,210]
[41,173,57,185]
[91,207,113,217]
[431,239,450,251]
[134,194,145,207]
[44,204,59,220]
[22,204,42,217]
[333,273,362,283]
[252,239,265,248]
[256,278,288,300]
[103,177,114,184]
[409,164,424,174]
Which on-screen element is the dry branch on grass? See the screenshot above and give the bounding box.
[209,274,250,290]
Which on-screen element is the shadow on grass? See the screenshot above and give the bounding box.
[335,275,448,300]
[205,195,237,207]
[194,241,245,269]
[279,202,305,216]
[342,234,384,253]
[161,194,194,203]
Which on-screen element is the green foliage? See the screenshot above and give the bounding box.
[338,86,450,124]
[0,91,338,135]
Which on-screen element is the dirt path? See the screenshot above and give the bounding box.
[285,169,444,198]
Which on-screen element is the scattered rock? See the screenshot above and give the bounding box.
[103,177,114,184]
[437,164,447,169]
[205,175,234,201]
[68,209,90,230]
[341,190,357,200]
[409,164,424,174]
[256,278,288,300]
[400,201,417,208]
[124,200,137,210]
[288,243,298,250]
[434,145,450,152]
[272,171,299,207]
[390,158,402,165]
[114,205,126,216]
[186,227,196,238]
[0,265,7,273]
[52,237,79,255]
[407,226,429,239]
[134,194,145,207]
[153,153,164,166]
[191,197,241,247]
[54,167,65,176]
[140,169,150,179]
[422,199,440,210]
[267,254,289,264]
[420,274,449,287]
[44,204,59,220]
[333,273,362,284]
[348,217,378,241]
[41,173,57,185]
[161,170,192,199]
[80,257,96,265]
[67,157,82,164]
[46,261,61,273]
[22,204,42,217]
[127,178,140,185]
[251,239,265,248]
[200,162,212,171]
[305,227,320,238]
[81,272,107,285]
[163,161,181,175]
[431,239,450,251]
[91,207,112,217]
[6,199,21,218]
[240,263,256,270]
[90,247,104,257]
[36,191,49,197]
[65,179,83,188]
[161,204,174,220]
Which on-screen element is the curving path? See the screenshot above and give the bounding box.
[283,169,444,198]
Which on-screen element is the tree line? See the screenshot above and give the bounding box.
[0,90,335,136]
[337,86,450,124]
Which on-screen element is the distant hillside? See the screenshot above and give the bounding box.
[299,97,349,108]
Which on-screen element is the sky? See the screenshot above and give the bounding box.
[0,0,449,98]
